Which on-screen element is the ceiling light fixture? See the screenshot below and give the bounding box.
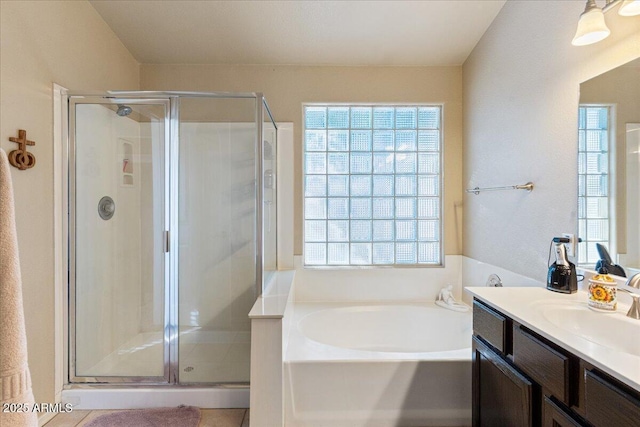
[619,0,640,16]
[572,0,611,46]
[572,0,640,46]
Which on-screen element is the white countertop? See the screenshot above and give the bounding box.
[466,286,640,391]
[248,270,295,319]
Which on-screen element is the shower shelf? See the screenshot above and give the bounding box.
[120,139,134,187]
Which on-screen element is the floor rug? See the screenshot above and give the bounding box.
[84,405,201,427]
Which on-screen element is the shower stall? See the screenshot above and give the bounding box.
[65,92,277,398]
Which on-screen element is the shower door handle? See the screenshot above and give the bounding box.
[163,230,170,253]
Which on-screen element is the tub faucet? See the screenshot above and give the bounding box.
[486,274,502,287]
[619,273,640,320]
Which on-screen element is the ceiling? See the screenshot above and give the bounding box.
[89,0,506,66]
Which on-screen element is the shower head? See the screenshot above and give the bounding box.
[116,104,133,117]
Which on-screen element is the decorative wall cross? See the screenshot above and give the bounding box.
[8,129,36,170]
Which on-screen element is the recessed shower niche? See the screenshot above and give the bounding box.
[67,92,277,395]
[120,139,134,187]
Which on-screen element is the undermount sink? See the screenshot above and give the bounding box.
[539,302,640,357]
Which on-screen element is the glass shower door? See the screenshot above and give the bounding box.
[177,96,257,384]
[262,99,278,286]
[70,98,169,382]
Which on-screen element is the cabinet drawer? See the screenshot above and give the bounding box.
[543,396,584,427]
[585,370,640,427]
[473,300,507,353]
[513,326,570,405]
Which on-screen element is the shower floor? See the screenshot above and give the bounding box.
[84,330,250,383]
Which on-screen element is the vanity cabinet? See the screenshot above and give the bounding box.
[543,396,583,427]
[472,298,640,427]
[472,336,536,427]
[584,370,640,426]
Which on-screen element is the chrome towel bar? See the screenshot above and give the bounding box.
[466,182,534,195]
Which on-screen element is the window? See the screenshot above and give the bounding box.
[303,105,442,266]
[578,105,612,265]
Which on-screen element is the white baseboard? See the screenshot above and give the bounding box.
[61,387,249,410]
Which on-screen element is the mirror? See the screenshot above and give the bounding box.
[578,57,640,277]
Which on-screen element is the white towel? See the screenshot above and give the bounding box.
[0,148,38,426]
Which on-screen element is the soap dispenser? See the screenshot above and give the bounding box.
[588,266,617,312]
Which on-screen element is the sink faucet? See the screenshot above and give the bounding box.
[619,273,640,320]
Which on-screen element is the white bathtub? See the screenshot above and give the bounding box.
[284,302,472,427]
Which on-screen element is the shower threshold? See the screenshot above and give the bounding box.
[65,329,251,409]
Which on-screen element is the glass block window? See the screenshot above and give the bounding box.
[578,106,611,265]
[304,105,442,266]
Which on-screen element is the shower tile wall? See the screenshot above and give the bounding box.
[178,122,257,383]
[139,121,165,334]
[75,105,146,375]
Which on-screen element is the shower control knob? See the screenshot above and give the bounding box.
[98,196,115,220]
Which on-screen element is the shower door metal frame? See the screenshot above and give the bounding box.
[68,95,172,384]
[67,91,272,386]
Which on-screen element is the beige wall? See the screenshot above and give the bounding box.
[580,63,640,257]
[463,1,640,281]
[0,0,139,404]
[142,65,464,256]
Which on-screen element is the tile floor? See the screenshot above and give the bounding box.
[44,408,249,427]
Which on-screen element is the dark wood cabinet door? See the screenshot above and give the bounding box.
[585,370,640,427]
[473,336,536,427]
[543,396,584,427]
